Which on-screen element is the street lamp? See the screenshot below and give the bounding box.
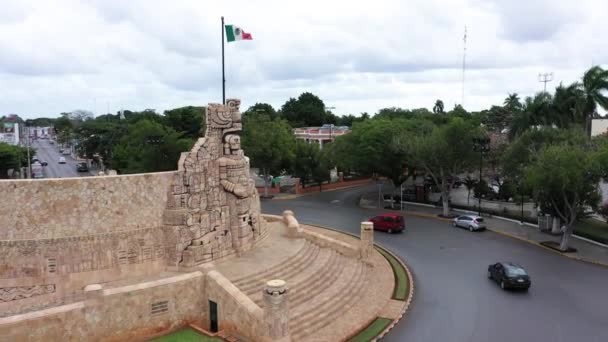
[472,137,490,216]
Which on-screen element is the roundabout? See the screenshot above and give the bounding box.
[263,185,608,342]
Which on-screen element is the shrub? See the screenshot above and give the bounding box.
[598,202,608,223]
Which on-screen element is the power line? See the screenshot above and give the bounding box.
[538,72,553,93]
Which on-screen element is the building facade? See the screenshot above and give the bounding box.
[292,124,351,149]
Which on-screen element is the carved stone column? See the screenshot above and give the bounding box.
[360,221,374,259]
[263,279,290,341]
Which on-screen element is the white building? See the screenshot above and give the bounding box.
[0,122,21,145]
[591,118,608,137]
[293,124,351,149]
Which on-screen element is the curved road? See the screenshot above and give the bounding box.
[262,185,608,342]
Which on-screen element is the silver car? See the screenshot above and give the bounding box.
[452,215,486,231]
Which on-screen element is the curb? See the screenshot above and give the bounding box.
[374,245,415,341]
[486,228,608,268]
[360,198,608,269]
[268,182,374,200]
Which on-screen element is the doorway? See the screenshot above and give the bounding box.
[209,300,218,333]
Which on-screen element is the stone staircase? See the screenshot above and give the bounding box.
[229,240,370,342]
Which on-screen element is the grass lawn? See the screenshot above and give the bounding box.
[150,328,224,342]
[375,247,409,301]
[348,317,393,342]
[574,219,608,244]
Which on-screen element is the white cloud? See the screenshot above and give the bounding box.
[0,0,606,118]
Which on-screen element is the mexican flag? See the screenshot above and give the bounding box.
[225,24,253,42]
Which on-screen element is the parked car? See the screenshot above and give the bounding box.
[58,157,66,164]
[452,215,486,231]
[77,162,89,172]
[62,149,71,155]
[488,262,531,291]
[368,213,405,233]
[40,161,48,166]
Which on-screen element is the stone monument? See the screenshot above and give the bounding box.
[163,99,267,268]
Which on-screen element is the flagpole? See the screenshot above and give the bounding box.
[221,16,226,105]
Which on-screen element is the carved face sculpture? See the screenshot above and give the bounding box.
[225,134,241,154]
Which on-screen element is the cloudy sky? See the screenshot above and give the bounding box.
[0,0,606,119]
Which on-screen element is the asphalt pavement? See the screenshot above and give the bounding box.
[31,139,90,179]
[262,185,608,342]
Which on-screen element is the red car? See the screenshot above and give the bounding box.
[368,213,405,233]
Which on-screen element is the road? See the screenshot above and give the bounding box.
[262,185,608,342]
[31,139,90,179]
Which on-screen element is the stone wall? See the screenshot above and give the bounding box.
[0,172,174,240]
[0,172,175,315]
[205,270,266,341]
[0,272,205,342]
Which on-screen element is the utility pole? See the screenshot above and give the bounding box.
[461,25,467,107]
[538,73,553,93]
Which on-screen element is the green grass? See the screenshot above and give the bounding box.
[348,317,393,342]
[574,218,608,245]
[150,328,224,342]
[375,247,409,301]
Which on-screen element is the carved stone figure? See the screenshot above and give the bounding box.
[163,99,266,267]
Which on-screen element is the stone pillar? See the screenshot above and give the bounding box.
[283,210,300,238]
[263,279,290,341]
[360,221,374,259]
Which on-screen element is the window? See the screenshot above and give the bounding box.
[505,266,527,277]
[383,216,394,223]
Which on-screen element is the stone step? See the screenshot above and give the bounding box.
[232,240,313,285]
[251,249,345,307]
[233,240,316,289]
[289,262,369,340]
[295,271,371,341]
[288,252,347,308]
[242,245,326,297]
[238,243,321,295]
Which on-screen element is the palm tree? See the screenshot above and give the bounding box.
[507,93,552,140]
[580,66,608,137]
[464,176,477,206]
[433,99,445,114]
[503,93,522,111]
[552,82,585,129]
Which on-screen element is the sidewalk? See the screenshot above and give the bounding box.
[360,193,608,267]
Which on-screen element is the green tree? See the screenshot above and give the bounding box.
[464,175,477,206]
[280,92,327,127]
[54,114,74,145]
[433,99,445,114]
[550,83,585,129]
[406,118,478,216]
[580,66,608,136]
[525,144,605,251]
[0,143,32,178]
[111,119,192,173]
[503,93,522,112]
[244,103,278,121]
[241,113,295,197]
[163,106,205,139]
[293,140,327,190]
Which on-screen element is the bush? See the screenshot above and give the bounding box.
[598,202,608,223]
